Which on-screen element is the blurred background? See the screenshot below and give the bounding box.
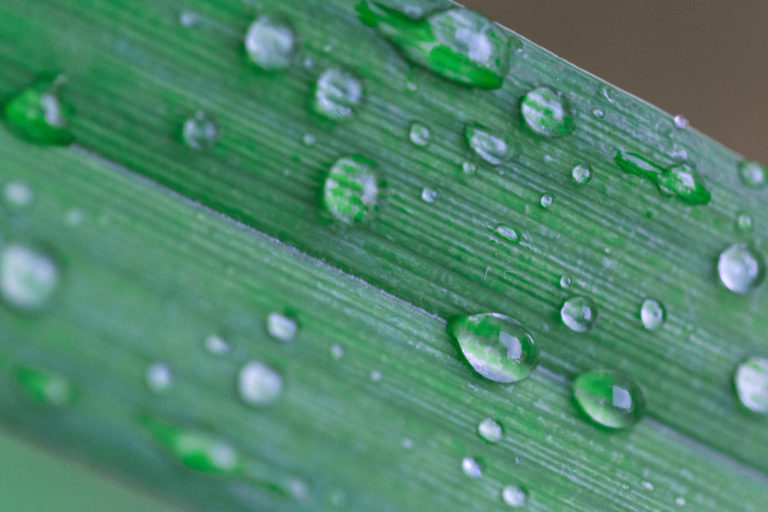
[1,1,765,510]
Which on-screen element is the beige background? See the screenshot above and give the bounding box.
[464,0,768,164]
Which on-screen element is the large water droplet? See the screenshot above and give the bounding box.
[3,75,72,145]
[182,111,219,150]
[313,68,363,121]
[734,357,768,414]
[717,243,766,294]
[267,312,297,342]
[139,414,242,474]
[477,418,503,443]
[614,151,710,205]
[146,362,173,393]
[238,361,283,405]
[244,15,296,70]
[639,299,665,330]
[3,181,34,208]
[571,164,592,184]
[501,485,527,507]
[520,86,573,137]
[323,155,379,223]
[461,457,483,478]
[357,3,511,89]
[447,313,539,383]
[1,244,59,311]
[573,370,645,429]
[560,296,597,333]
[738,160,767,189]
[15,366,77,407]
[465,124,513,165]
[408,122,430,147]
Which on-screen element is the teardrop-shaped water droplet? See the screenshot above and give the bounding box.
[323,155,379,223]
[3,75,72,145]
[447,313,539,383]
[145,362,173,393]
[182,111,219,151]
[539,194,553,209]
[139,414,242,474]
[734,357,768,414]
[573,370,645,429]
[639,299,665,330]
[1,243,59,311]
[496,225,520,243]
[477,418,503,443]
[420,187,437,203]
[571,164,592,184]
[357,3,511,89]
[738,160,767,189]
[501,485,527,507]
[717,243,765,294]
[3,181,34,208]
[461,457,483,478]
[313,68,363,120]
[244,15,297,70]
[614,151,710,205]
[267,312,297,342]
[15,365,77,407]
[408,122,430,147]
[238,361,283,405]
[560,296,598,333]
[520,86,573,137]
[465,124,513,165]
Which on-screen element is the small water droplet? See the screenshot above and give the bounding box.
[244,15,296,69]
[675,497,686,506]
[477,418,503,443]
[640,299,665,330]
[539,194,553,209]
[420,188,437,203]
[447,313,539,383]
[734,357,768,414]
[571,164,592,184]
[738,160,767,189]
[465,124,513,165]
[496,225,520,243]
[302,133,316,146]
[204,334,230,355]
[735,212,753,232]
[14,365,77,407]
[65,208,85,226]
[573,370,645,429]
[330,344,344,359]
[560,296,598,333]
[358,3,511,89]
[178,10,199,27]
[323,155,379,223]
[501,485,527,507]
[408,122,430,147]
[520,86,573,137]
[370,370,382,381]
[673,115,689,129]
[3,181,34,207]
[559,275,572,289]
[182,111,219,151]
[461,457,483,478]
[614,151,710,205]
[461,161,476,175]
[313,67,363,120]
[401,437,414,449]
[145,362,173,393]
[238,361,282,405]
[3,75,72,145]
[717,243,765,293]
[267,312,297,342]
[591,107,605,119]
[1,244,59,311]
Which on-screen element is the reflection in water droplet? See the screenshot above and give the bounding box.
[420,188,437,203]
[314,68,363,120]
[573,370,645,429]
[461,457,482,478]
[496,225,519,243]
[244,15,296,69]
[734,357,768,414]
[465,124,513,165]
[14,365,77,407]
[3,181,34,207]
[520,86,573,137]
[501,485,527,507]
[1,244,59,311]
[182,111,219,151]
[204,334,230,355]
[267,312,297,342]
[477,418,503,443]
[640,299,665,330]
[3,75,72,145]
[409,122,430,147]
[323,155,379,223]
[238,361,283,405]
[560,296,597,333]
[738,160,767,189]
[717,243,765,294]
[571,164,592,184]
[447,313,539,383]
[146,362,173,393]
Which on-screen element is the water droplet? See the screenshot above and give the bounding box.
[520,86,573,137]
[465,124,513,165]
[1,244,59,311]
[539,194,553,209]
[3,75,72,145]
[461,161,476,174]
[323,155,379,223]
[573,370,645,429]
[244,15,296,70]
[14,365,77,407]
[371,0,451,18]
[639,299,665,330]
[738,160,767,189]
[560,296,598,333]
[734,357,768,414]
[735,212,753,232]
[302,133,316,146]
[461,457,483,478]
[65,208,85,226]
[501,485,527,507]
[182,111,219,150]
[330,344,344,359]
[408,122,430,147]
[673,115,689,129]
[496,225,520,243]
[238,361,282,405]
[139,414,242,474]
[420,188,437,203]
[204,334,230,355]
[591,108,605,119]
[178,10,199,27]
[447,313,539,383]
[313,68,363,120]
[614,151,710,205]
[358,3,511,89]
[3,181,34,207]
[571,164,592,184]
[267,312,297,342]
[477,418,503,443]
[559,275,572,289]
[717,243,765,294]
[145,362,173,393]
[675,497,686,506]
[370,370,382,381]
